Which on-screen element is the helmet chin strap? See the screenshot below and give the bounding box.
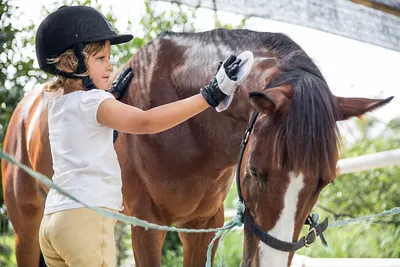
[73,43,96,90]
[54,43,96,90]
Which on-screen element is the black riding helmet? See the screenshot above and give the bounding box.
[35,5,133,89]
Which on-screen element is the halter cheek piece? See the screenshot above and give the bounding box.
[236,69,329,252]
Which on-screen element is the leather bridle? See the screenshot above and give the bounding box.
[235,70,329,252]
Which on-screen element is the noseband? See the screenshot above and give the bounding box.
[236,70,329,252]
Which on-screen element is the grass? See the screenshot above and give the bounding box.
[0,233,17,266]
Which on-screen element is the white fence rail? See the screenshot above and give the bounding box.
[337,148,400,174]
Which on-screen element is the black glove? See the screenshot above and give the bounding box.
[105,67,133,144]
[200,55,242,107]
[106,67,134,101]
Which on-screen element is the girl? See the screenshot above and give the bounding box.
[36,5,244,267]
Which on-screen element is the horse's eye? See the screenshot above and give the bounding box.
[248,166,259,179]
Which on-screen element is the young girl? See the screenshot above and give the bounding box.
[36,5,244,267]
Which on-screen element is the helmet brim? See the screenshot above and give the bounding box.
[85,34,134,45]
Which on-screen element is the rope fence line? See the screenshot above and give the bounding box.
[1,148,400,228]
[224,207,400,232]
[1,148,400,266]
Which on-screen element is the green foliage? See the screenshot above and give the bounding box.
[140,0,197,42]
[214,10,248,29]
[0,1,45,148]
[322,117,400,218]
[0,229,16,266]
[162,231,184,267]
[298,223,400,258]
[213,231,243,267]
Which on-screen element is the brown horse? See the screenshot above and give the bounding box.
[2,28,392,267]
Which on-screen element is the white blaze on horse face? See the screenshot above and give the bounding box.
[259,172,305,267]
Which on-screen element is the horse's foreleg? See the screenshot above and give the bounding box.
[130,211,168,267]
[131,226,168,267]
[178,206,224,267]
[13,206,46,267]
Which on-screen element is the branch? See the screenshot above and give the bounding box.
[316,204,355,219]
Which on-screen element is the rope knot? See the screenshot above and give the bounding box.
[233,200,245,226]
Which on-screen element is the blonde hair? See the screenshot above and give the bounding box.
[47,40,107,92]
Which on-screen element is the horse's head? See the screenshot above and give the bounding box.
[238,53,393,267]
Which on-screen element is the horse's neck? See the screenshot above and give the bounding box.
[170,67,256,166]
[126,35,273,164]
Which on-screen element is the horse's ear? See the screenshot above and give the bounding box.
[249,87,290,114]
[336,96,394,121]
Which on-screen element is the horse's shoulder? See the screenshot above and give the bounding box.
[4,82,54,167]
[13,82,60,145]
[23,83,54,170]
[18,82,56,119]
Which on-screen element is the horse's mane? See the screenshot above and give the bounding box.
[273,51,340,181]
[158,29,340,180]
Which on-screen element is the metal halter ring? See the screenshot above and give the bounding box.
[305,228,317,247]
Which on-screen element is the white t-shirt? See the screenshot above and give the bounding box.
[44,89,123,215]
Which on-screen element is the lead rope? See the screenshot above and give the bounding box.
[205,201,245,267]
